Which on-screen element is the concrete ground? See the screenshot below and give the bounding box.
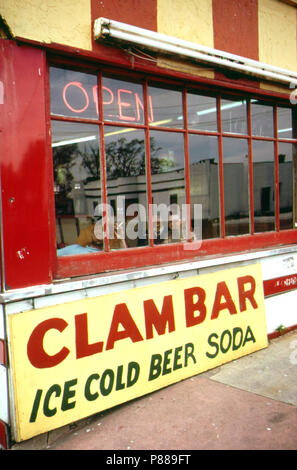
[11,330,297,451]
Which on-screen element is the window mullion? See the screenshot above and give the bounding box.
[183,88,192,241]
[274,106,280,232]
[98,71,110,251]
[217,96,225,238]
[247,100,254,234]
[143,80,154,247]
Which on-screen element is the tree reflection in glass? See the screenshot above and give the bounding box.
[51,121,101,248]
[104,127,148,247]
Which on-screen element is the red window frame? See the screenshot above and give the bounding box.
[47,60,297,280]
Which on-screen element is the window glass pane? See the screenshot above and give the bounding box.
[50,67,98,120]
[252,140,275,232]
[148,85,183,128]
[278,142,295,230]
[102,77,145,125]
[104,126,148,248]
[187,93,217,132]
[188,134,220,239]
[221,98,247,135]
[277,107,294,139]
[223,138,250,236]
[251,101,274,137]
[149,130,187,243]
[51,121,104,255]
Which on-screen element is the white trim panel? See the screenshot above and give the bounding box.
[0,365,9,424]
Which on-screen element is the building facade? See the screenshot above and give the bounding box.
[1,0,297,448]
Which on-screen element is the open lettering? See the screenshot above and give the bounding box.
[62,81,154,122]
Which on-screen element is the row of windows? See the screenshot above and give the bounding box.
[50,66,297,258]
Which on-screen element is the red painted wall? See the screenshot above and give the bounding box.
[212,0,259,60]
[212,0,259,86]
[91,0,157,31]
[91,0,157,58]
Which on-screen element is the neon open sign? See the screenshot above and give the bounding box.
[61,80,154,123]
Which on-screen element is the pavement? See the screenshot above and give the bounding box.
[10,329,297,451]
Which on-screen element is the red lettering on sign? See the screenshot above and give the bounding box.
[75,313,103,359]
[92,85,99,115]
[135,93,154,122]
[135,92,144,122]
[211,282,237,319]
[263,273,297,296]
[26,273,260,369]
[27,318,70,369]
[117,89,136,121]
[144,295,175,339]
[63,81,89,114]
[102,85,114,105]
[105,303,144,350]
[62,81,154,123]
[184,286,207,327]
[237,275,258,311]
[148,96,154,122]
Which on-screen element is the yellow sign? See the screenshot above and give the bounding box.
[9,264,267,442]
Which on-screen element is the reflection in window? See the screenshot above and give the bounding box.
[148,85,183,128]
[51,121,104,254]
[251,101,274,137]
[50,67,98,120]
[223,138,250,236]
[187,93,217,132]
[102,77,146,124]
[104,126,148,248]
[277,107,293,139]
[49,66,297,265]
[252,140,275,232]
[221,98,247,135]
[188,134,220,239]
[149,130,187,243]
[278,142,295,230]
